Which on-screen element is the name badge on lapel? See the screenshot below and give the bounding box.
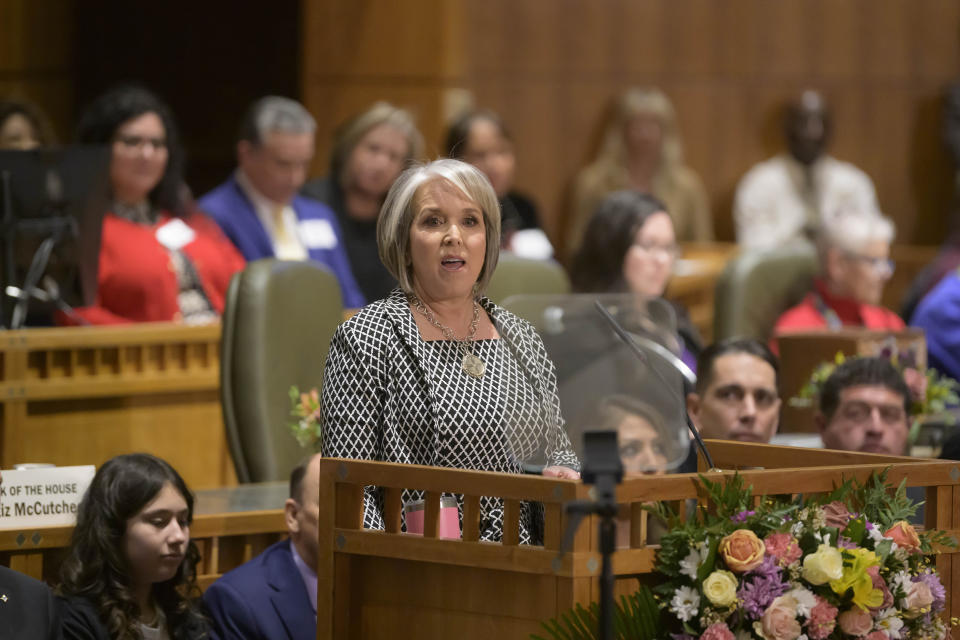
[155,218,197,251]
[298,219,337,250]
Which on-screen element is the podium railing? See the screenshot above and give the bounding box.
[318,442,960,639]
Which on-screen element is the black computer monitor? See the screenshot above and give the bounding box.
[0,146,111,327]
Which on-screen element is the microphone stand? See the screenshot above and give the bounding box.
[593,299,719,471]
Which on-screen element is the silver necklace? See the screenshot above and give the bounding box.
[410,295,486,378]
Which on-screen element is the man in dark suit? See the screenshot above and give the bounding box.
[0,566,61,639]
[204,454,320,640]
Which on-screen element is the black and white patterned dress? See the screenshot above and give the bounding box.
[321,288,579,544]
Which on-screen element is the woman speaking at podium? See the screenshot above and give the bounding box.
[321,159,579,544]
[64,86,244,325]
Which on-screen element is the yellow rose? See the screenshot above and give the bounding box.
[802,544,844,585]
[719,529,766,573]
[703,570,739,608]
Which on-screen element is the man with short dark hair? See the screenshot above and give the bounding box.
[815,357,911,456]
[204,454,321,640]
[686,338,782,444]
[199,96,364,308]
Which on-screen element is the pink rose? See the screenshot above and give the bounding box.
[866,566,894,612]
[806,597,839,640]
[701,623,735,640]
[757,595,801,640]
[822,501,853,530]
[764,533,802,567]
[719,529,766,573]
[838,609,873,637]
[904,581,934,618]
[865,633,889,640]
[884,521,921,552]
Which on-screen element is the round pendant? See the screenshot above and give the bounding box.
[462,352,486,378]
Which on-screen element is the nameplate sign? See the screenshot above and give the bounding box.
[0,466,96,528]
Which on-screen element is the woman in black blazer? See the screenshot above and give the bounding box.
[58,454,208,640]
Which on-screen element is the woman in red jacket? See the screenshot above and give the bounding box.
[68,85,244,325]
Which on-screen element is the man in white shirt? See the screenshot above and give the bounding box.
[733,90,879,251]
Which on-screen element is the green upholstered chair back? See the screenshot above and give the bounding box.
[220,259,343,483]
[484,255,571,304]
[713,244,819,342]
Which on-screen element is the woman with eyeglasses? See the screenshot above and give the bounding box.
[771,208,904,353]
[570,190,702,371]
[65,85,244,325]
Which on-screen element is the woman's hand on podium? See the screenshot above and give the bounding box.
[542,466,581,480]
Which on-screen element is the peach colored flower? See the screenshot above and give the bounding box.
[700,623,735,640]
[884,521,921,552]
[821,501,852,530]
[902,367,928,405]
[719,529,766,573]
[838,608,873,637]
[865,632,889,640]
[764,533,802,567]
[755,595,801,640]
[903,581,934,618]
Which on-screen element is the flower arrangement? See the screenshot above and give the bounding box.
[536,471,956,640]
[790,348,959,435]
[649,471,955,640]
[288,385,322,450]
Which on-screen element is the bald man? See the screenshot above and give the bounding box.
[204,454,321,640]
[733,90,879,250]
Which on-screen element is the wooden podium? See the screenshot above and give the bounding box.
[0,323,235,488]
[318,442,960,639]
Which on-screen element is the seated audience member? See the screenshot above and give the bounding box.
[772,209,903,351]
[568,87,712,253]
[0,98,56,149]
[445,108,553,258]
[570,190,702,370]
[321,159,579,546]
[200,96,363,308]
[0,471,61,639]
[59,454,208,639]
[597,395,672,475]
[204,454,320,640]
[686,338,781,444]
[816,356,910,456]
[733,90,879,251]
[0,566,60,639]
[900,230,960,321]
[911,269,960,382]
[301,102,423,302]
[69,85,245,325]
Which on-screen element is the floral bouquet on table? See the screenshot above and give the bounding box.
[288,386,322,450]
[652,472,955,640]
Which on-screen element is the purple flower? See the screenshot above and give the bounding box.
[915,570,946,612]
[737,569,789,620]
[749,555,782,579]
[837,536,858,550]
[731,510,756,523]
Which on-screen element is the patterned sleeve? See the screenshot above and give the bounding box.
[531,327,580,471]
[320,320,386,529]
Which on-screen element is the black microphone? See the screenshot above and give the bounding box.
[593,299,718,472]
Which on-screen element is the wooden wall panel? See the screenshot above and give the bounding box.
[0,0,75,141]
[302,0,960,249]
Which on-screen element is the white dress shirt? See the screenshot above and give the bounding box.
[733,154,879,251]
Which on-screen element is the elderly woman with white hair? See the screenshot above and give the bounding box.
[321,159,580,544]
[772,209,904,350]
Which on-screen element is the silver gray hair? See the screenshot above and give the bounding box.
[240,96,316,145]
[818,206,895,256]
[377,159,501,295]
